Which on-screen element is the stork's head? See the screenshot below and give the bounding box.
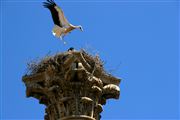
[78,25,83,31]
[68,47,75,52]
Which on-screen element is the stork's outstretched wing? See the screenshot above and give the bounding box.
[43,0,70,27]
[54,5,70,27]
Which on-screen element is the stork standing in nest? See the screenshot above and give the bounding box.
[43,0,83,44]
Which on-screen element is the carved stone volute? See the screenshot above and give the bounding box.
[23,49,121,120]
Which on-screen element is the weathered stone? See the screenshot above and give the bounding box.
[22,49,121,120]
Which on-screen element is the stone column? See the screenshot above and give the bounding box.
[22,49,121,120]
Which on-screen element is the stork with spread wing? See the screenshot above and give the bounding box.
[43,0,83,42]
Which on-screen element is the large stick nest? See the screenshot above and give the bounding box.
[26,49,106,77]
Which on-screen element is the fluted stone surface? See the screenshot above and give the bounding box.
[22,49,121,120]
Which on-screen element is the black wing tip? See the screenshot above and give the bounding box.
[44,0,56,5]
[43,0,56,8]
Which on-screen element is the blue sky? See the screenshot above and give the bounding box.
[1,0,179,119]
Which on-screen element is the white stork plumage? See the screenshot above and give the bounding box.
[43,0,83,43]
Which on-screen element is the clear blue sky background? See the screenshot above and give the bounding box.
[1,0,179,120]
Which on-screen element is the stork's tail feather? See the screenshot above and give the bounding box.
[52,25,63,38]
[52,25,66,44]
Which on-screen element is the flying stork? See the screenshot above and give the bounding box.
[43,0,83,43]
